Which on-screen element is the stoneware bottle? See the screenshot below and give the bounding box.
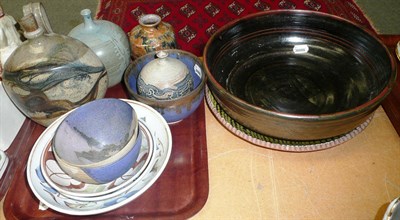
[129,14,177,59]
[22,2,53,34]
[0,4,22,74]
[69,9,130,87]
[2,13,108,127]
[137,51,194,100]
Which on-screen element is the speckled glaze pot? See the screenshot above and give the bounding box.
[2,14,108,127]
[69,9,131,87]
[128,14,177,59]
[137,51,194,100]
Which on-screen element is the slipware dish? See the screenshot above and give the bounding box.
[26,99,172,216]
[40,122,153,200]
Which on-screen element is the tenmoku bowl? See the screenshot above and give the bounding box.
[124,49,206,123]
[52,98,141,184]
[204,10,397,141]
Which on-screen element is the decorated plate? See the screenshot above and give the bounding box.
[40,121,154,201]
[26,99,172,215]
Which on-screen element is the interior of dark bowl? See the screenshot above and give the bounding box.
[205,10,395,115]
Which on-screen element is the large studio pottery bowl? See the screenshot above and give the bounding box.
[204,10,397,141]
[53,98,142,184]
[124,49,206,123]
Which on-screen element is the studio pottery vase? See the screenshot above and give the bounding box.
[129,14,177,59]
[69,9,130,87]
[0,4,22,75]
[22,2,54,34]
[2,14,108,127]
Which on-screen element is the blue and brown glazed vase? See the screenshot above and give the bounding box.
[2,14,108,127]
[69,9,130,87]
[137,51,194,100]
[128,14,177,59]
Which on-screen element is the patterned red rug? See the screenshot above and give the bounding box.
[96,0,375,56]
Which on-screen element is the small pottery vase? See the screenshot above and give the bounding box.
[22,2,53,34]
[137,51,194,100]
[69,9,130,87]
[2,14,108,127]
[129,14,177,59]
[0,5,22,74]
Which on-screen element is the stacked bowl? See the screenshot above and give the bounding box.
[26,98,173,215]
[52,98,141,185]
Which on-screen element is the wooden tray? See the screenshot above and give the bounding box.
[3,84,209,219]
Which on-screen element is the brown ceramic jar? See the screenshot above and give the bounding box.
[128,14,177,59]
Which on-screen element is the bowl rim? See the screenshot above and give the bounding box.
[53,128,141,169]
[123,49,207,105]
[203,9,397,121]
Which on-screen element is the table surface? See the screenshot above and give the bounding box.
[1,35,399,220]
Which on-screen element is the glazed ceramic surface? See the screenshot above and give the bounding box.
[0,150,8,179]
[26,99,172,215]
[22,2,53,34]
[129,14,177,59]
[205,86,372,151]
[137,51,194,100]
[69,9,130,87]
[41,121,153,200]
[0,5,22,68]
[53,98,139,184]
[2,14,108,127]
[124,49,206,123]
[384,196,400,220]
[204,10,396,141]
[54,130,142,184]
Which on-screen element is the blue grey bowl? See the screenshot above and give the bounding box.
[52,98,141,184]
[124,49,206,123]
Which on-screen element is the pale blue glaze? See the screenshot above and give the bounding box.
[54,98,136,165]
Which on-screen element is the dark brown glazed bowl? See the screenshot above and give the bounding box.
[204,10,397,141]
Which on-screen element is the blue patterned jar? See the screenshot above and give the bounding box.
[137,51,194,100]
